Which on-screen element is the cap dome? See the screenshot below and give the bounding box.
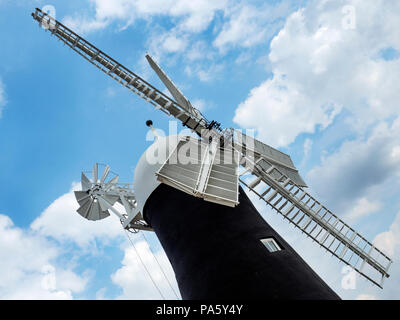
[133,134,185,215]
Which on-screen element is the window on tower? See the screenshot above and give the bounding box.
[261,238,282,253]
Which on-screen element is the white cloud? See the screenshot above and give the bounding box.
[214,1,291,52]
[62,15,108,34]
[63,0,227,34]
[162,34,187,53]
[307,118,400,215]
[245,188,400,300]
[28,182,179,300]
[191,98,208,112]
[31,183,124,249]
[356,211,400,299]
[234,0,400,147]
[111,236,180,299]
[374,211,400,257]
[145,29,190,60]
[62,0,296,70]
[299,138,313,167]
[184,63,225,82]
[186,41,215,62]
[0,214,88,299]
[234,75,341,147]
[343,197,382,224]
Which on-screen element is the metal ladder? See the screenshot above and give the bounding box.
[240,156,392,288]
[32,8,209,137]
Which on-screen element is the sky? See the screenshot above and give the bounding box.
[0,0,399,299]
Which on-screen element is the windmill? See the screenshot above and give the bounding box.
[32,8,392,299]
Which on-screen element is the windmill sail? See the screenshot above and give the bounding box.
[156,136,240,207]
[145,54,201,119]
[234,130,307,187]
[239,155,392,288]
[31,8,208,137]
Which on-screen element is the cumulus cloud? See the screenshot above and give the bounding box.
[63,0,227,34]
[234,0,400,147]
[61,0,298,77]
[246,188,400,300]
[343,198,382,224]
[31,183,124,249]
[183,62,225,82]
[213,1,291,52]
[27,182,179,299]
[307,118,400,217]
[62,15,108,34]
[0,214,89,299]
[0,182,163,299]
[374,211,400,257]
[352,211,400,300]
[111,236,180,299]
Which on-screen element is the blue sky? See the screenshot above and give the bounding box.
[0,0,399,299]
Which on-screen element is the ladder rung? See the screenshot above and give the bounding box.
[278,200,289,212]
[128,77,138,85]
[296,213,306,225]
[319,229,330,244]
[330,218,339,228]
[320,210,329,221]
[260,187,272,198]
[282,178,291,188]
[283,203,295,216]
[327,237,336,249]
[309,201,318,210]
[292,189,301,197]
[146,89,154,97]
[303,198,312,207]
[248,176,262,189]
[265,166,275,174]
[272,196,283,207]
[333,242,342,254]
[301,216,312,230]
[164,101,172,108]
[315,226,324,239]
[314,205,323,215]
[91,52,100,61]
[107,64,119,75]
[265,190,278,202]
[309,223,318,235]
[289,209,301,222]
[298,191,307,201]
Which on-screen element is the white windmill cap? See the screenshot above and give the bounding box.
[133,134,185,216]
